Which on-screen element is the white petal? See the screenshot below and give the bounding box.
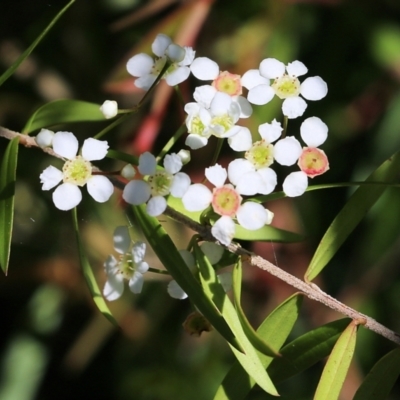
[205,164,227,187]
[185,134,208,150]
[135,74,157,91]
[259,58,285,79]
[228,158,254,186]
[247,84,275,105]
[123,180,151,205]
[283,171,308,197]
[236,202,271,230]
[138,152,157,175]
[103,266,124,301]
[190,57,219,80]
[53,131,78,159]
[87,175,114,203]
[165,44,185,62]
[300,117,328,147]
[100,100,118,119]
[40,165,63,190]
[165,66,190,86]
[193,85,217,108]
[211,216,235,246]
[210,92,232,115]
[200,242,224,264]
[167,280,188,300]
[257,168,277,195]
[258,119,283,143]
[136,261,149,274]
[180,46,196,66]
[113,226,131,254]
[128,272,144,294]
[282,97,308,119]
[182,184,212,212]
[126,53,153,77]
[164,153,182,174]
[177,149,191,165]
[218,272,232,292]
[104,254,118,274]
[241,69,270,90]
[82,138,109,161]
[286,60,308,77]
[35,129,54,148]
[274,137,302,166]
[235,96,253,118]
[170,172,191,198]
[132,241,146,264]
[52,183,82,210]
[235,171,266,195]
[220,125,241,139]
[146,196,167,216]
[228,127,253,151]
[300,76,328,101]
[152,34,172,57]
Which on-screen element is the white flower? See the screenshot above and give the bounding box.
[100,100,118,119]
[122,152,191,216]
[190,57,253,118]
[126,33,195,90]
[242,58,328,119]
[279,117,330,197]
[182,164,274,245]
[103,226,149,301]
[35,128,54,148]
[39,131,114,211]
[184,90,249,151]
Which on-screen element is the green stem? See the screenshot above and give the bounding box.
[94,113,131,140]
[156,123,187,161]
[282,115,288,138]
[210,138,224,167]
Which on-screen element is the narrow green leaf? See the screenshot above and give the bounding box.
[0,138,19,274]
[232,260,279,357]
[353,347,400,400]
[305,151,400,281]
[71,208,117,325]
[214,293,303,400]
[106,149,138,165]
[0,0,75,87]
[23,100,107,134]
[132,205,243,353]
[268,318,351,383]
[313,321,358,400]
[193,243,279,397]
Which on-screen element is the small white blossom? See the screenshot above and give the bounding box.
[103,226,149,301]
[242,58,328,119]
[121,164,136,180]
[182,164,274,245]
[39,132,113,210]
[35,128,54,148]
[126,33,195,90]
[122,152,190,216]
[100,100,118,119]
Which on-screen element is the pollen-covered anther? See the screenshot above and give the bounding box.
[245,140,274,169]
[211,115,233,134]
[272,74,301,99]
[298,147,329,178]
[212,71,243,96]
[212,185,242,217]
[62,156,92,186]
[148,171,173,196]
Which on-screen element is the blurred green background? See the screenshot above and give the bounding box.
[1,0,400,399]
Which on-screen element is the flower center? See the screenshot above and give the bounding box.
[117,255,134,280]
[212,71,242,96]
[271,74,301,99]
[245,140,274,169]
[151,56,168,76]
[188,115,206,135]
[210,114,233,137]
[62,156,92,186]
[212,185,242,217]
[298,147,329,178]
[148,171,173,196]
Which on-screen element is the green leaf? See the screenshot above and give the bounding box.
[0,138,19,274]
[71,208,117,325]
[23,99,107,134]
[313,321,358,400]
[0,0,75,87]
[353,347,400,400]
[132,205,243,353]
[214,293,303,400]
[268,318,351,383]
[193,243,279,397]
[305,151,400,281]
[232,259,279,357]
